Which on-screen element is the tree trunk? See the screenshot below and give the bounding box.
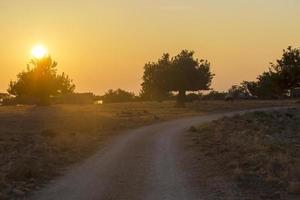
[176,90,186,107]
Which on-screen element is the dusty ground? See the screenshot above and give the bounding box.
[0,100,296,199]
[189,107,300,200]
[28,109,273,200]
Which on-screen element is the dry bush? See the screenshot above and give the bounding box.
[0,100,295,198]
[192,108,300,197]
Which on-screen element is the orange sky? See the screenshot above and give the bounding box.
[0,0,300,94]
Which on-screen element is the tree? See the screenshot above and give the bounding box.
[243,73,282,99]
[141,50,214,105]
[8,56,75,105]
[140,53,172,101]
[101,89,136,103]
[228,85,249,98]
[241,46,300,99]
[169,50,214,104]
[269,46,300,90]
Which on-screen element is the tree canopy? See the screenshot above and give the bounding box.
[141,50,214,104]
[140,53,172,101]
[8,56,75,105]
[242,46,300,99]
[270,46,300,90]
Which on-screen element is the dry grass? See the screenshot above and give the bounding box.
[191,107,300,199]
[0,100,296,198]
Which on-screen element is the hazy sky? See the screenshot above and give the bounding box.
[0,0,300,94]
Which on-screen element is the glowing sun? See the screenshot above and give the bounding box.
[31,44,48,59]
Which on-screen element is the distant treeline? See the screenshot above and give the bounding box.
[0,89,224,105]
[1,46,300,106]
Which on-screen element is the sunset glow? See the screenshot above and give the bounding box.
[31,45,48,59]
[0,1,300,94]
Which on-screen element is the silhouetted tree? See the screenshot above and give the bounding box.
[141,50,214,105]
[101,89,136,103]
[270,46,300,90]
[8,56,75,105]
[140,53,172,101]
[241,46,300,99]
[170,50,214,104]
[242,73,282,99]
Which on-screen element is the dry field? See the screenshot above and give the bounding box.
[0,100,296,199]
[190,107,300,199]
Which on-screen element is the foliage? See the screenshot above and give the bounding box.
[241,47,300,99]
[202,90,227,100]
[270,46,300,90]
[242,73,282,99]
[0,93,10,102]
[140,53,173,101]
[0,93,13,105]
[8,56,75,105]
[101,89,136,103]
[227,84,249,98]
[141,50,214,104]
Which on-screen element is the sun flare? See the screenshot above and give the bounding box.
[31,45,48,59]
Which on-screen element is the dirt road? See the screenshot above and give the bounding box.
[29,109,283,200]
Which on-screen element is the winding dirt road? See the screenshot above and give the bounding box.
[29,109,283,200]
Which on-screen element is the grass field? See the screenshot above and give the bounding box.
[0,100,297,198]
[190,107,300,199]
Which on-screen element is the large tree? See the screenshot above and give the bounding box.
[270,46,300,90]
[170,50,214,103]
[242,46,300,99]
[8,56,75,105]
[243,72,283,99]
[141,50,214,104]
[140,53,172,101]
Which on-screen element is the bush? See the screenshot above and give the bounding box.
[101,89,137,103]
[202,90,227,100]
[1,97,17,105]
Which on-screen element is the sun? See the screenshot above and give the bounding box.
[31,44,48,59]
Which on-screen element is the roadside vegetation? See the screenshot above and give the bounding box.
[1,44,300,199]
[0,100,295,199]
[7,57,75,106]
[100,89,137,103]
[190,108,300,199]
[2,46,300,107]
[140,50,214,105]
[233,47,300,100]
